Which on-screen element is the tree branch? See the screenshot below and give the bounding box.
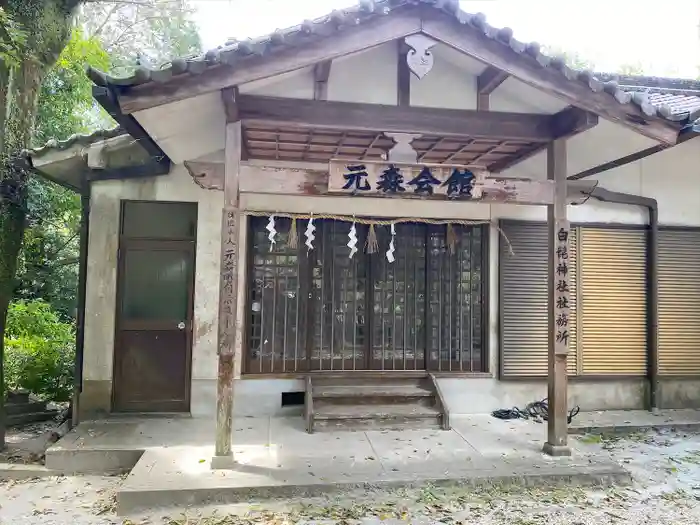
[45,230,79,261]
[83,0,185,5]
[106,15,175,50]
[87,3,122,39]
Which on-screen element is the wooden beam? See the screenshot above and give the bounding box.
[543,137,571,457]
[489,107,598,173]
[568,144,666,180]
[313,61,332,100]
[478,66,509,95]
[421,16,681,145]
[397,40,411,107]
[222,87,250,161]
[237,95,557,142]
[477,66,508,111]
[118,13,423,114]
[92,86,171,167]
[88,161,170,181]
[550,106,598,138]
[183,160,597,205]
[213,120,242,467]
[221,86,239,121]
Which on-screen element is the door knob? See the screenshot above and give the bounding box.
[178,322,186,330]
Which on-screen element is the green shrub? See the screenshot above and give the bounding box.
[4,300,75,402]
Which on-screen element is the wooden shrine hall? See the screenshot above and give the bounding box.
[27,0,700,470]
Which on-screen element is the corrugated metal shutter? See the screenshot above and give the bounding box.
[500,221,578,377]
[580,228,646,375]
[659,229,700,375]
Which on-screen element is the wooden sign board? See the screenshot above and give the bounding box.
[552,220,571,357]
[329,159,489,200]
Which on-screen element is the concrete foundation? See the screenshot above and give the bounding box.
[78,376,654,420]
[45,415,630,515]
[188,376,651,420]
[119,450,627,514]
[78,379,112,419]
[437,377,647,414]
[79,375,700,422]
[658,379,700,409]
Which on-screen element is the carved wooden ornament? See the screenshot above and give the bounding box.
[405,34,437,79]
[384,132,422,163]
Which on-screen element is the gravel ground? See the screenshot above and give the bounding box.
[2,428,700,524]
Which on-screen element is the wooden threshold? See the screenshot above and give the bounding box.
[240,370,494,380]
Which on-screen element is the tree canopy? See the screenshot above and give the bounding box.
[0,0,202,447]
[12,1,202,322]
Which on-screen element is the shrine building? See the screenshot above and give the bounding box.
[26,0,700,461]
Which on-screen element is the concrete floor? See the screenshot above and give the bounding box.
[46,414,632,514]
[569,408,700,433]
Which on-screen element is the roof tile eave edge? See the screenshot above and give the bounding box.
[25,126,125,159]
[83,0,697,127]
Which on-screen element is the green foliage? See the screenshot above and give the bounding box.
[3,300,75,401]
[15,28,108,319]
[542,45,596,71]
[14,178,81,321]
[79,0,202,76]
[34,28,111,147]
[618,63,646,76]
[0,7,28,66]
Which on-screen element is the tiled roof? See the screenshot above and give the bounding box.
[86,0,698,125]
[24,127,124,159]
[595,73,700,119]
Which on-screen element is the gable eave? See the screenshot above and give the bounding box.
[91,0,688,144]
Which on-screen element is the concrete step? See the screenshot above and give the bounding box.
[7,410,59,427]
[117,447,630,515]
[5,391,30,404]
[5,401,47,416]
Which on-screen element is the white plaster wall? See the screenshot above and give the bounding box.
[134,92,225,163]
[240,67,315,99]
[410,44,478,110]
[327,43,397,105]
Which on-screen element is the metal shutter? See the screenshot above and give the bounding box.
[580,228,647,375]
[659,229,700,375]
[499,221,578,377]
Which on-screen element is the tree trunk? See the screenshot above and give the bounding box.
[0,58,43,447]
[0,0,79,449]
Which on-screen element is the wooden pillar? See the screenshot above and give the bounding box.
[543,137,572,457]
[212,117,242,467]
[72,186,91,427]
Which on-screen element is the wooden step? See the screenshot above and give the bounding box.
[314,403,442,431]
[313,384,433,400]
[304,373,450,433]
[316,403,440,419]
[312,376,426,388]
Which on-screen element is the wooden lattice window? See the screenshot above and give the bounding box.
[247,217,307,373]
[245,217,488,374]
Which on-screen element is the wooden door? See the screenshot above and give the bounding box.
[113,201,197,412]
[369,223,427,370]
[309,220,369,371]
